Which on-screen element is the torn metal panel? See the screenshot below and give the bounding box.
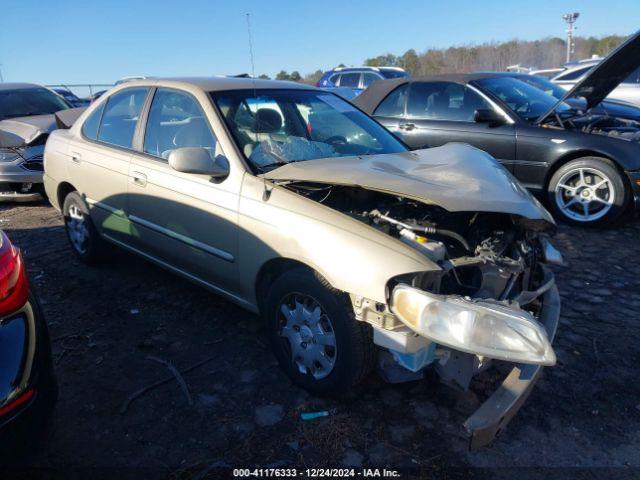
[463,281,561,449]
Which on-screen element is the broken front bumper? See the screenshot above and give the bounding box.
[463,277,561,449]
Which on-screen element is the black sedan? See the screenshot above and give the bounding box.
[0,230,57,463]
[354,31,640,226]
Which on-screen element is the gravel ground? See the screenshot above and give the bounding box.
[2,201,639,479]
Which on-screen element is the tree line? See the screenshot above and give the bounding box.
[257,35,626,84]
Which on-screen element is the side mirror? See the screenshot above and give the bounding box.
[168,147,229,178]
[474,108,505,125]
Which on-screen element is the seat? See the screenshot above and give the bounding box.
[243,108,285,158]
[426,91,450,119]
[460,89,485,121]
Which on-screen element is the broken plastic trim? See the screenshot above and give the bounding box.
[463,278,561,449]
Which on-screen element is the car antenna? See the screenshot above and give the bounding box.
[246,12,272,201]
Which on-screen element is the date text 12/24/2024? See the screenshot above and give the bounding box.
[233,468,401,477]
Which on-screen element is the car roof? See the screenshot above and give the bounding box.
[353,74,504,114]
[0,82,44,91]
[329,66,405,73]
[118,76,315,93]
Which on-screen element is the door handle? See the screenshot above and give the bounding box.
[399,123,416,131]
[70,151,82,163]
[130,171,147,187]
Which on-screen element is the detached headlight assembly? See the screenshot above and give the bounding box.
[0,148,21,163]
[391,284,556,366]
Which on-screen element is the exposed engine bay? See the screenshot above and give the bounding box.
[286,182,553,306]
[544,113,640,142]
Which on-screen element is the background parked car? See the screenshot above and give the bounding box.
[0,229,57,464]
[0,83,71,200]
[89,90,107,103]
[354,31,640,226]
[51,88,89,108]
[317,66,408,98]
[552,60,640,106]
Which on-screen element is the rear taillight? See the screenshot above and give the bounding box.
[0,231,29,318]
[0,388,35,417]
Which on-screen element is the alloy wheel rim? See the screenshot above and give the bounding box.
[554,167,614,222]
[277,293,337,380]
[67,204,89,254]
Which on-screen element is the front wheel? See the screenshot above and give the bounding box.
[62,191,107,263]
[547,157,629,226]
[264,268,375,396]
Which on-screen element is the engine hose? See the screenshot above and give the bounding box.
[422,226,472,252]
[369,210,472,252]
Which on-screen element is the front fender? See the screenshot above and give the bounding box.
[237,174,438,308]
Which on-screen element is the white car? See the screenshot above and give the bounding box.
[552,62,640,106]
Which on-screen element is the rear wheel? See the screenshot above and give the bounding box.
[264,268,375,396]
[547,157,628,226]
[62,191,107,263]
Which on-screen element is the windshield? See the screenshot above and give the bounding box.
[0,88,70,120]
[517,75,567,100]
[475,77,572,122]
[211,89,407,172]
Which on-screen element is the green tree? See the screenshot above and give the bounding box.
[258,74,270,79]
[397,49,419,73]
[365,53,397,67]
[303,70,324,85]
[275,70,290,80]
[290,71,302,82]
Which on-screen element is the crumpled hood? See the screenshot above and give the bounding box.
[264,143,555,224]
[0,114,57,148]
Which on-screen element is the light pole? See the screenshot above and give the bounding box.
[562,12,580,63]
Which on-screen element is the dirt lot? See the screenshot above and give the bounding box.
[2,201,640,478]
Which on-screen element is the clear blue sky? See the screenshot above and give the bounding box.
[1,0,637,85]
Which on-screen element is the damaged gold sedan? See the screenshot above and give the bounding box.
[43,78,561,448]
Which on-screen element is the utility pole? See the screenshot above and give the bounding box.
[0,64,4,83]
[562,12,580,63]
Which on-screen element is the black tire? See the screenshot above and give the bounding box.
[264,268,375,396]
[62,191,107,263]
[547,156,629,226]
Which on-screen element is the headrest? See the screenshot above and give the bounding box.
[252,108,282,133]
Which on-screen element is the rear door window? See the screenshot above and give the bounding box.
[143,88,217,159]
[362,72,382,88]
[97,88,148,149]
[328,74,341,86]
[407,82,490,122]
[373,84,409,117]
[339,73,361,88]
